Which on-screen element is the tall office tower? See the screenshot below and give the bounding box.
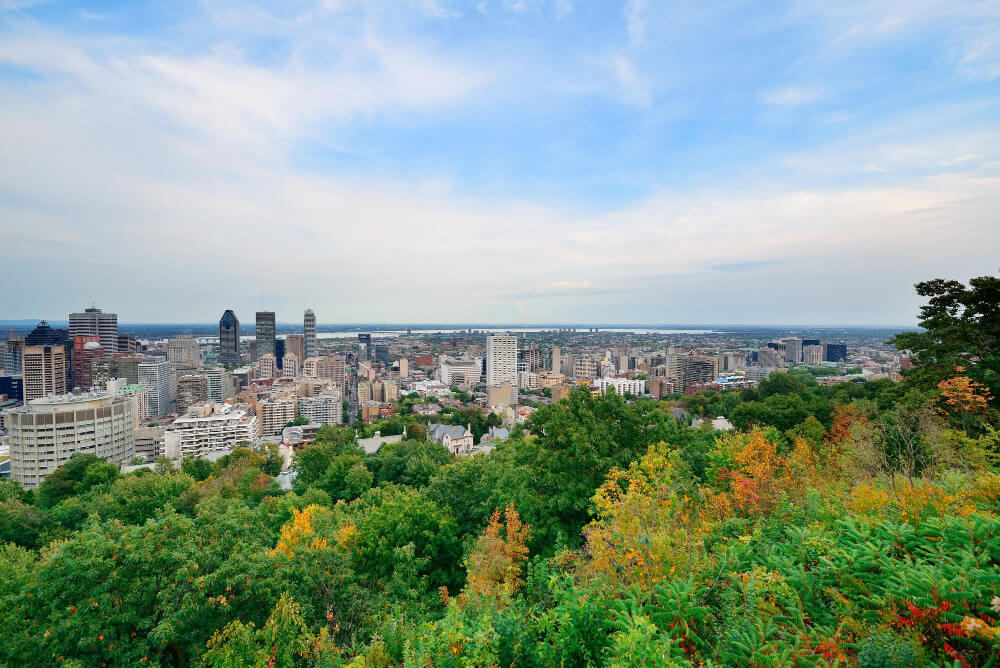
[139,359,173,417]
[803,345,824,365]
[219,310,241,364]
[117,333,141,353]
[521,342,543,372]
[3,337,23,376]
[255,312,276,360]
[91,353,144,386]
[304,309,317,360]
[673,354,719,391]
[781,337,803,365]
[286,334,305,366]
[25,320,72,387]
[374,341,390,365]
[71,336,103,389]
[486,334,518,404]
[69,306,119,354]
[22,345,68,400]
[358,333,372,360]
[274,338,286,369]
[7,391,134,487]
[824,343,848,363]
[550,345,561,373]
[167,335,202,365]
[176,374,208,414]
[204,366,234,403]
[757,347,785,368]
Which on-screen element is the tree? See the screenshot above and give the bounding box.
[36,453,102,508]
[462,503,531,605]
[890,274,1000,406]
[346,486,463,592]
[516,387,674,550]
[182,457,214,481]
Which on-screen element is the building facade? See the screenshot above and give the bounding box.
[297,391,342,425]
[486,334,518,404]
[7,390,134,487]
[164,404,257,460]
[69,307,118,354]
[23,345,67,400]
[303,309,317,360]
[71,336,103,390]
[139,359,173,417]
[167,335,202,365]
[255,312,276,360]
[219,310,241,364]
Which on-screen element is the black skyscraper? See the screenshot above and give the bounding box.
[219,310,240,364]
[255,312,276,361]
[825,343,848,363]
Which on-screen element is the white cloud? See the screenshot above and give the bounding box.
[624,0,648,44]
[613,55,650,106]
[760,86,823,107]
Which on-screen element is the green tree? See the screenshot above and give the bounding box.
[890,274,1000,406]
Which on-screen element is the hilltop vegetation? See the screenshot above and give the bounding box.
[1,274,999,666]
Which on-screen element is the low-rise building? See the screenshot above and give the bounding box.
[427,422,474,455]
[592,377,646,396]
[164,403,258,460]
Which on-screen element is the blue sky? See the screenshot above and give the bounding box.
[1,0,998,324]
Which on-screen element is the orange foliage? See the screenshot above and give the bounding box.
[938,375,993,418]
[730,430,782,516]
[271,505,329,558]
[463,503,531,604]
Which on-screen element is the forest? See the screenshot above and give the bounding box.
[1,274,998,667]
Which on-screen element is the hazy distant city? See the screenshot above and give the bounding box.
[0,303,910,486]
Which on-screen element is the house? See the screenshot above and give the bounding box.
[480,426,510,446]
[427,422,475,455]
[691,415,735,431]
[357,427,407,455]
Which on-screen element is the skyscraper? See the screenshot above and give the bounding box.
[781,337,803,365]
[25,320,72,387]
[219,310,241,364]
[22,345,67,400]
[285,334,304,364]
[304,309,317,359]
[139,359,173,417]
[358,333,372,360]
[3,337,23,376]
[167,335,201,365]
[69,307,119,354]
[486,334,518,404]
[255,312,275,361]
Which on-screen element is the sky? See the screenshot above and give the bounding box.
[1,0,998,325]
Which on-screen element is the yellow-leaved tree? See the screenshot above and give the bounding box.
[462,503,531,605]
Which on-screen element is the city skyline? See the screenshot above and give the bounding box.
[2,2,999,324]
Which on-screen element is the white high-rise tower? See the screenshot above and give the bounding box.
[486,334,518,405]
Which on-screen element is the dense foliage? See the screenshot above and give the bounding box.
[1,274,999,666]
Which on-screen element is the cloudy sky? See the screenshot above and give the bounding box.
[1,0,998,325]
